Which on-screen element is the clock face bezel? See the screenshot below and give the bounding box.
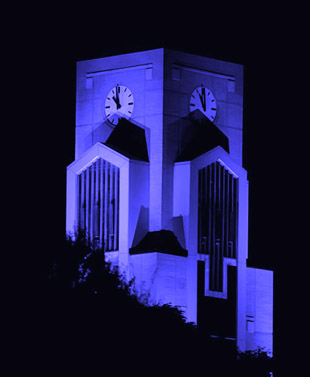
[189,85,217,122]
[105,84,134,124]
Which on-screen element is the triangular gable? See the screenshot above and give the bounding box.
[67,142,130,175]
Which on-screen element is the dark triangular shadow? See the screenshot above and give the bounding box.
[176,109,229,162]
[104,117,149,162]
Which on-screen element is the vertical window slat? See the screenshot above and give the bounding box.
[100,159,104,248]
[198,170,202,252]
[207,165,211,253]
[114,167,119,251]
[220,165,225,258]
[104,161,108,250]
[90,164,94,240]
[86,167,90,237]
[109,163,113,251]
[94,160,99,241]
[224,169,229,258]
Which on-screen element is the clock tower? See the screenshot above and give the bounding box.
[66,48,273,355]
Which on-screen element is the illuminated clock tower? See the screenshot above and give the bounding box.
[66,48,273,354]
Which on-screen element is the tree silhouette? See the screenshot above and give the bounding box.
[41,230,274,376]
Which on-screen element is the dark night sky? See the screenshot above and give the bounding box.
[30,8,290,271]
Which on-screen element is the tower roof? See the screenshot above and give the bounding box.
[176,110,230,162]
[104,117,149,162]
[129,230,188,257]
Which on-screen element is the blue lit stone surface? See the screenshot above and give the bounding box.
[66,48,273,355]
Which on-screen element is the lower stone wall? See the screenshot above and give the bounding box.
[129,253,187,312]
[246,267,273,355]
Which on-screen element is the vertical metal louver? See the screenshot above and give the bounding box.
[198,161,238,291]
[78,158,120,251]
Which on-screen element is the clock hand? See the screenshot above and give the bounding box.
[115,85,121,110]
[201,87,206,112]
[198,92,206,112]
[112,95,121,110]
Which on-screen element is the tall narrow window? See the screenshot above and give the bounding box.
[198,161,238,291]
[78,158,120,251]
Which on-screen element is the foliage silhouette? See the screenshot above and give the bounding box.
[41,230,274,376]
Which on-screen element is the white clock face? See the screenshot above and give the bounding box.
[105,84,134,124]
[189,86,217,122]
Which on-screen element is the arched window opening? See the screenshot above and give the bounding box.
[78,158,120,251]
[198,161,238,291]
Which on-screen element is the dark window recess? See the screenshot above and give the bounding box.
[198,162,238,292]
[78,158,120,251]
[197,263,237,339]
